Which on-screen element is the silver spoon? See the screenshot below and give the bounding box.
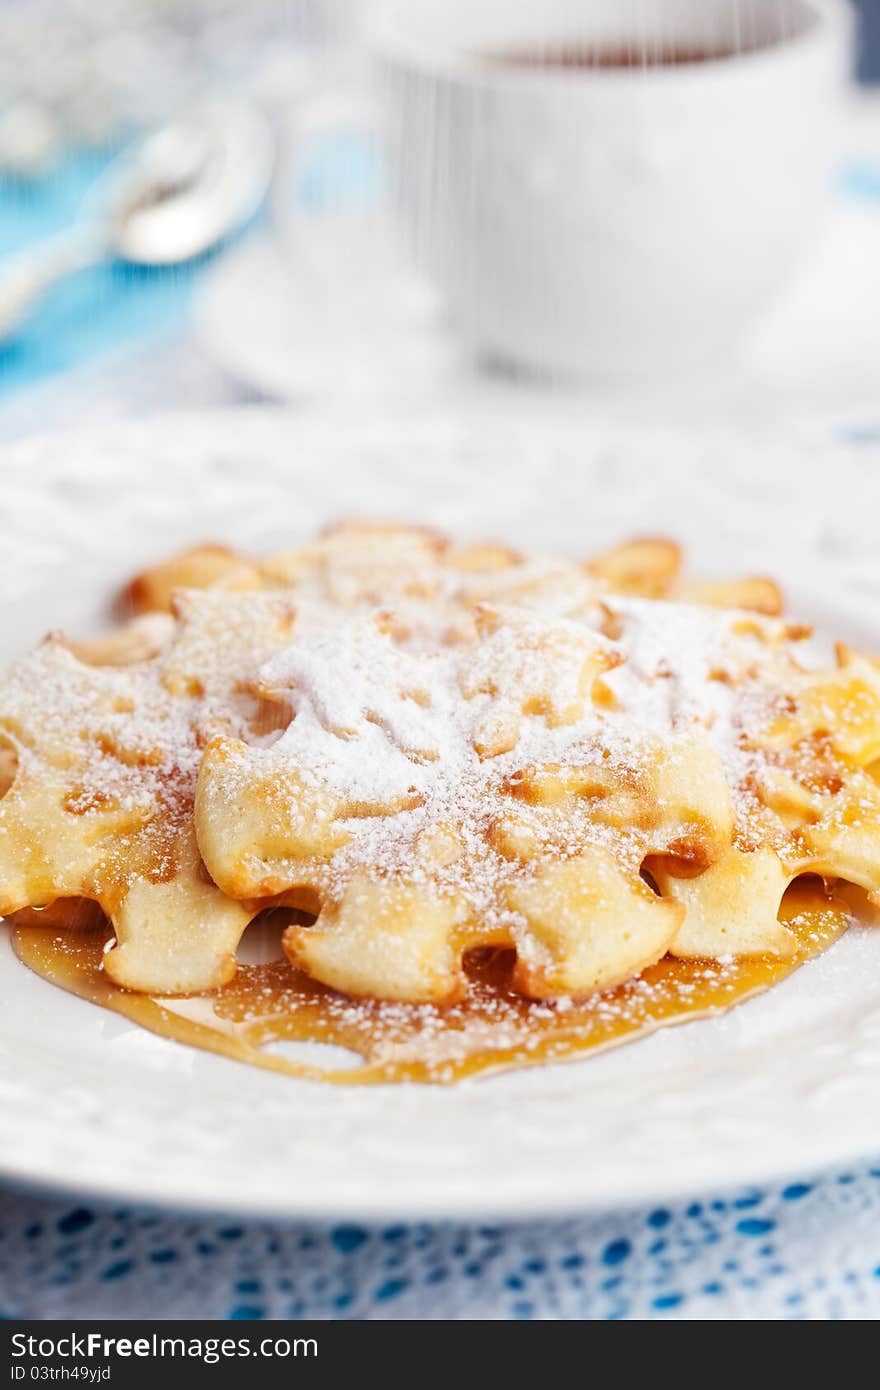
[0,100,275,341]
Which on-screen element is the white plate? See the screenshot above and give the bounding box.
[4,408,880,1222]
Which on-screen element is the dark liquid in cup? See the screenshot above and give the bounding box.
[488,41,750,69]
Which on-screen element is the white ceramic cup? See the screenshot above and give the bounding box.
[369,0,855,379]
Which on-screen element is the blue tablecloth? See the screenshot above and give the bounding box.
[0,128,379,399]
[0,151,196,396]
[3,1162,880,1320]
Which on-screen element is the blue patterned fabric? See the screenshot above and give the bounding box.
[2,1163,880,1320]
[0,151,197,396]
[0,129,379,397]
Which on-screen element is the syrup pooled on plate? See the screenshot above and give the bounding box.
[12,880,849,1085]
[4,526,879,1085]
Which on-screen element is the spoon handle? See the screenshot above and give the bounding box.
[0,229,105,341]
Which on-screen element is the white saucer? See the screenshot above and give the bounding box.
[195,194,880,433]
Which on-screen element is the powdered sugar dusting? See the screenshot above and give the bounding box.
[0,590,297,901]
[242,590,810,937]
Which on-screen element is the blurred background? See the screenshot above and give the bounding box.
[0,0,875,437]
[858,0,880,80]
